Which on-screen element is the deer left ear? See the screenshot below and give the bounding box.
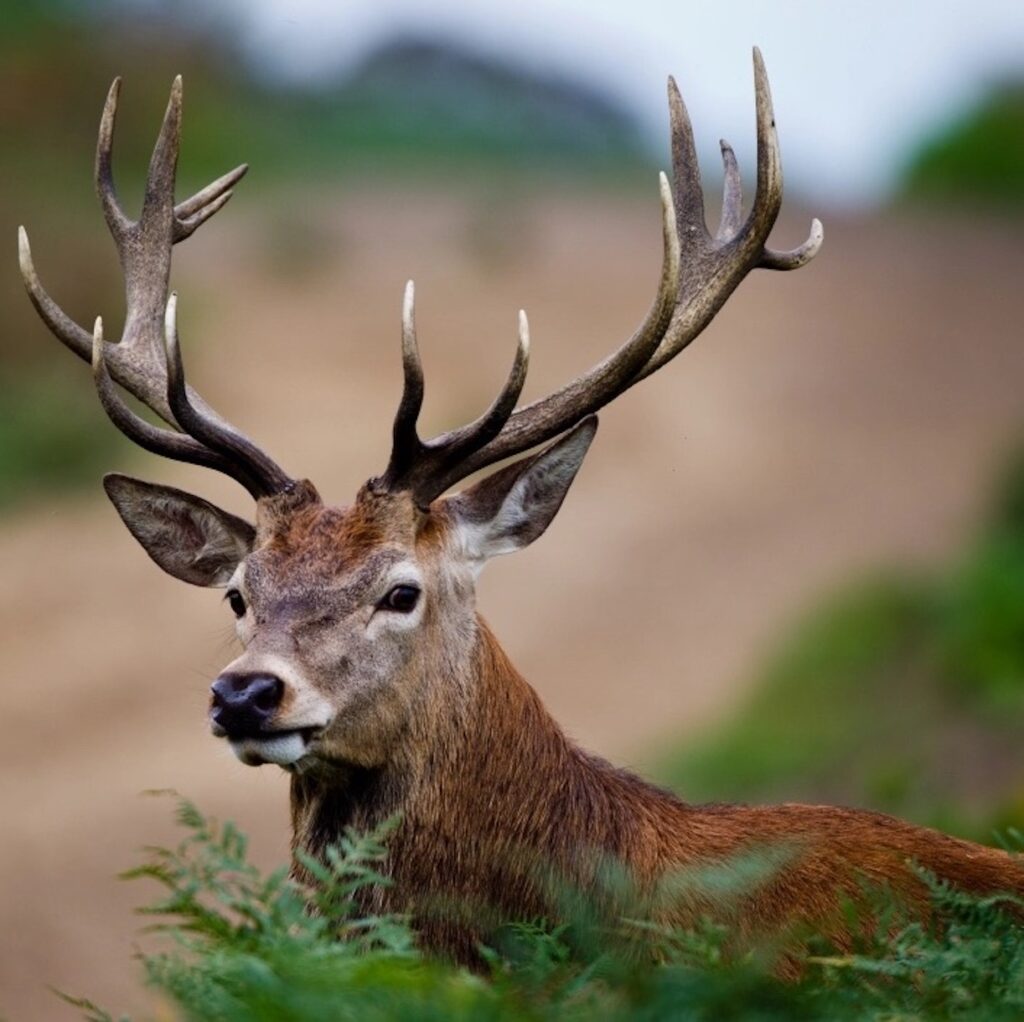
[446,416,597,566]
[103,473,255,587]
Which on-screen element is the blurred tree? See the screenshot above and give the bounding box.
[334,37,645,166]
[900,81,1024,207]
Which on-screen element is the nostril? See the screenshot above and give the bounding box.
[252,676,284,712]
[209,672,284,735]
[210,675,233,707]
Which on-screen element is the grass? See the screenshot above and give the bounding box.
[63,798,1024,1021]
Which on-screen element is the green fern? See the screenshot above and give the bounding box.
[67,800,1024,1021]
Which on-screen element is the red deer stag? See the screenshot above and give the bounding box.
[19,53,1022,966]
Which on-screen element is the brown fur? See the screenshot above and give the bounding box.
[108,474,1024,970]
[276,496,1024,966]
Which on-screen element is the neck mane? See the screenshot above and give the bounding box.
[289,616,685,947]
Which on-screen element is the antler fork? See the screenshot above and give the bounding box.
[19,77,293,498]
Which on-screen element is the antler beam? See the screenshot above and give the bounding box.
[377,48,822,506]
[21,51,820,510]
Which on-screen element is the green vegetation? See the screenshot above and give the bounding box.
[0,366,125,508]
[64,799,1023,1021]
[900,83,1024,207]
[658,446,1024,840]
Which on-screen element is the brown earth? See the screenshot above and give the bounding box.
[1,187,1022,1018]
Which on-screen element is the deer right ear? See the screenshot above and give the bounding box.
[445,416,597,569]
[103,474,255,587]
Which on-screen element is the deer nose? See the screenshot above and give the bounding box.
[210,673,284,737]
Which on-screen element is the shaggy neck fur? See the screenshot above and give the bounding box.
[289,613,1024,966]
[290,615,680,950]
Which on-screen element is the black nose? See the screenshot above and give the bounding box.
[210,673,284,737]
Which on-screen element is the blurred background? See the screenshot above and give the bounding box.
[2,0,1023,1016]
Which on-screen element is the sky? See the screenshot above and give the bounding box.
[198,2,1023,206]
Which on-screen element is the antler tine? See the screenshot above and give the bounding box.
[743,47,783,247]
[716,140,743,241]
[379,49,821,499]
[425,308,530,494]
[437,167,683,485]
[96,75,245,245]
[174,163,248,241]
[627,50,823,383]
[112,74,183,361]
[140,75,182,225]
[380,285,531,503]
[24,78,248,414]
[667,75,709,241]
[464,172,678,460]
[18,226,94,361]
[761,218,825,270]
[176,164,249,220]
[91,316,256,489]
[387,281,426,480]
[744,48,823,270]
[96,78,131,242]
[164,295,293,498]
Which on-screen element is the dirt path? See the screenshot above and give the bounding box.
[2,189,1022,1018]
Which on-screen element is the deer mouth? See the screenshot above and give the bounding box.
[224,727,323,767]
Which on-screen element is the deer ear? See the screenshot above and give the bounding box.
[446,416,597,566]
[103,473,255,587]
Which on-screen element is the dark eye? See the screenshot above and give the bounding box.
[226,589,246,618]
[380,584,420,614]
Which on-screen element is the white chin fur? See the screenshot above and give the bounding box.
[230,732,308,766]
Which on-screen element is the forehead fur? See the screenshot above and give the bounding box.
[252,480,444,572]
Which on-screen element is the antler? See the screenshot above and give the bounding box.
[377,48,822,506]
[19,77,293,499]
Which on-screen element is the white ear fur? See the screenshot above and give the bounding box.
[448,417,597,569]
[103,473,255,587]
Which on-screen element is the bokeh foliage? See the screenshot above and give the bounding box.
[900,82,1024,207]
[659,444,1024,840]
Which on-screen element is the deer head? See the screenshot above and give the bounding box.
[19,53,821,773]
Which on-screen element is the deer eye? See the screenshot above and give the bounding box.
[226,589,247,618]
[380,584,420,614]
